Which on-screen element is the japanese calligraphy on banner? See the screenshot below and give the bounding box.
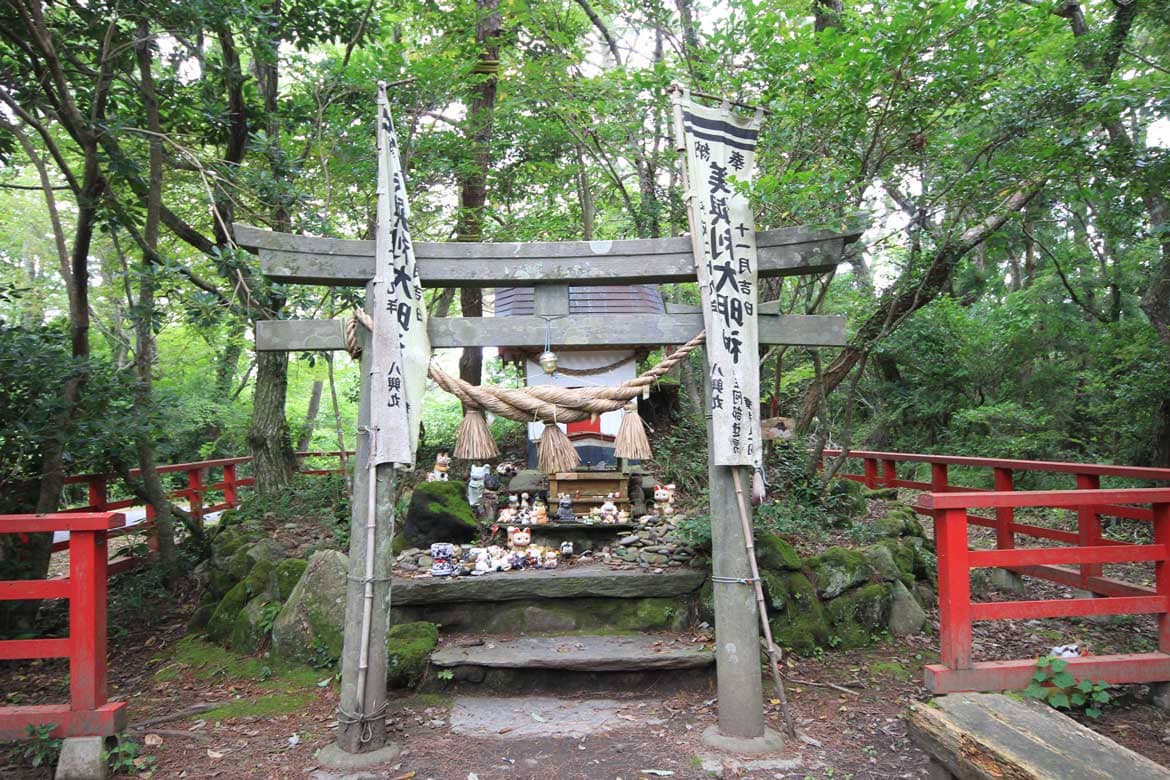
[672,89,763,467]
[370,82,430,467]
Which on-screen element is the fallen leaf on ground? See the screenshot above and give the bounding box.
[143,733,164,747]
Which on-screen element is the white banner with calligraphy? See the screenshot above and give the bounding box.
[370,83,430,467]
[673,91,763,467]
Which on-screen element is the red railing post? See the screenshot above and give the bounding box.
[68,527,107,713]
[863,458,878,489]
[1155,501,1170,653]
[993,467,1014,549]
[931,463,948,491]
[223,463,238,508]
[935,506,972,670]
[881,459,897,488]
[188,467,204,522]
[1077,473,1103,585]
[87,477,107,512]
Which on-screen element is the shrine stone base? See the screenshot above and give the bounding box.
[702,724,785,755]
[316,741,401,770]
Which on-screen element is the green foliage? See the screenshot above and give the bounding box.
[104,733,156,776]
[654,413,709,497]
[754,440,859,541]
[0,323,139,513]
[228,472,349,529]
[17,722,60,769]
[1024,656,1111,718]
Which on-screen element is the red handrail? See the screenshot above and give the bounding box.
[53,451,355,574]
[913,488,1170,694]
[0,513,128,739]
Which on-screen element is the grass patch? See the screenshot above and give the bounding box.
[869,660,911,682]
[200,692,316,721]
[151,637,329,723]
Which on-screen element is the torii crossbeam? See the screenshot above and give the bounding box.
[239,217,862,756]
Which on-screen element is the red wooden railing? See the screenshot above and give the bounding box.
[917,488,1170,693]
[0,513,128,739]
[58,451,352,575]
[823,450,1170,692]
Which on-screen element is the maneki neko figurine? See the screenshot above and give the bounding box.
[653,483,676,517]
[556,493,575,523]
[599,494,619,524]
[427,452,451,482]
[467,463,490,507]
[498,494,520,524]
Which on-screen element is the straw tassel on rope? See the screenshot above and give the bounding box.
[613,401,652,461]
[538,422,580,473]
[454,409,499,460]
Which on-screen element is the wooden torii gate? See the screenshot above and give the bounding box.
[239,219,862,759]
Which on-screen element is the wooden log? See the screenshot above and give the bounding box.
[907,692,1170,780]
[234,222,862,287]
[255,313,846,352]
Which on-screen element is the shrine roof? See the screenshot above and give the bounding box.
[494,285,665,317]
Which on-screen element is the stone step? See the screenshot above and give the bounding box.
[391,564,707,634]
[392,563,704,605]
[431,634,714,672]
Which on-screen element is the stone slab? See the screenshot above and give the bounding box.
[430,634,714,672]
[392,563,705,605]
[448,695,663,739]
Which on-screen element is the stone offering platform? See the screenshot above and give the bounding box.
[391,564,707,635]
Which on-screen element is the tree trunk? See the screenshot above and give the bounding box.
[297,379,325,452]
[244,3,297,490]
[132,22,176,572]
[455,0,501,390]
[795,184,1044,430]
[250,350,296,493]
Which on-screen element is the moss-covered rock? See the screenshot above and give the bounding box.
[808,546,874,598]
[827,478,868,521]
[206,580,249,643]
[247,538,287,564]
[272,550,348,667]
[756,534,802,572]
[763,570,830,656]
[242,559,276,599]
[886,580,926,636]
[189,602,216,631]
[862,544,901,582]
[274,558,308,600]
[877,539,917,577]
[229,596,277,654]
[397,480,478,550]
[697,579,715,626]
[386,622,440,688]
[905,536,938,586]
[872,504,926,539]
[825,582,892,649]
[205,558,279,644]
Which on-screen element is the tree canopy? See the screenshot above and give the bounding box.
[0,0,1167,520]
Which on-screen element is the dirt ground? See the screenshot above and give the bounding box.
[5,498,1170,779]
[3,586,1170,780]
